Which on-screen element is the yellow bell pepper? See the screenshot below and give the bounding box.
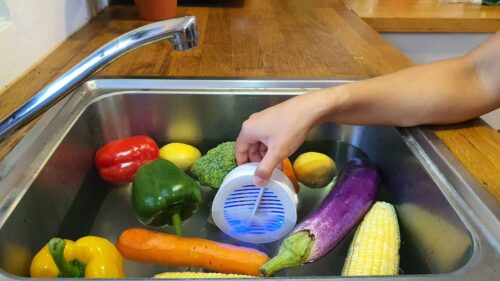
[30,236,125,278]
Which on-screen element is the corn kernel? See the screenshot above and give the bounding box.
[154,271,252,279]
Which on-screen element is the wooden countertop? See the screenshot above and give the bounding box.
[0,1,498,202]
[342,0,500,32]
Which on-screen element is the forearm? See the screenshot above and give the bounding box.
[310,33,500,127]
[312,57,487,126]
[235,32,500,182]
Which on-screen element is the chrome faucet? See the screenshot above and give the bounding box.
[0,16,198,142]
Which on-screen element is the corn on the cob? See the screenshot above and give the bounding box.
[153,272,252,279]
[341,201,400,276]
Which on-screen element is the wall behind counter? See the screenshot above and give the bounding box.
[0,0,109,91]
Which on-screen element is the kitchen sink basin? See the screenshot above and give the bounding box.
[0,79,498,280]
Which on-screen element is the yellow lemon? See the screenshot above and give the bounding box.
[293,152,336,188]
[159,143,201,171]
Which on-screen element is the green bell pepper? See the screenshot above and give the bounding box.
[132,158,203,236]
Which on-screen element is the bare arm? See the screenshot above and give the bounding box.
[236,31,500,185]
[312,31,500,126]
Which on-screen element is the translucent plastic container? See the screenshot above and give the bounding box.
[211,163,299,244]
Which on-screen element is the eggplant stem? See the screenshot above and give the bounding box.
[259,231,313,276]
[171,212,182,236]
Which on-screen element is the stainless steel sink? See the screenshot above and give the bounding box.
[0,79,498,280]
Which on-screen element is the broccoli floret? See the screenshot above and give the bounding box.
[190,142,237,189]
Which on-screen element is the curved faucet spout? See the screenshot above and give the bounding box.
[0,16,198,142]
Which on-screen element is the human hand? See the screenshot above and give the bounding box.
[235,93,322,186]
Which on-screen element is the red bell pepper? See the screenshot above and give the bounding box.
[95,135,159,183]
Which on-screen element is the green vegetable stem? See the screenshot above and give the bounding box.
[260,231,314,277]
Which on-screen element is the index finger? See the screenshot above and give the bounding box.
[235,131,255,166]
[254,146,286,186]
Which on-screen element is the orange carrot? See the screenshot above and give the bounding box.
[116,228,269,276]
[283,158,300,193]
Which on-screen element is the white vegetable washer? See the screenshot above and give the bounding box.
[211,163,299,244]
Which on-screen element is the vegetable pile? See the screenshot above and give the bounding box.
[28,134,402,279]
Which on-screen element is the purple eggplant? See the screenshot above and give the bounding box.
[260,158,380,276]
